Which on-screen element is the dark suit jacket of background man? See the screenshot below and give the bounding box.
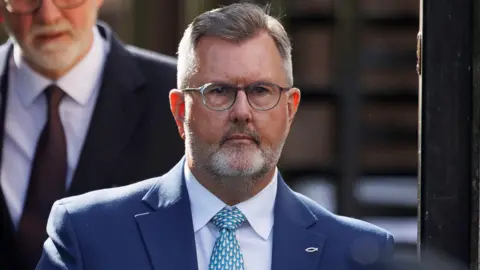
[0,22,184,270]
[36,157,395,270]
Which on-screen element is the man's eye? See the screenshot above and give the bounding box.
[206,86,233,95]
[252,86,269,93]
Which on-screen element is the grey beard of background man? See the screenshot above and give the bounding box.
[2,0,101,79]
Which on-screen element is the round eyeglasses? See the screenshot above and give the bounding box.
[182,82,291,111]
[2,0,86,15]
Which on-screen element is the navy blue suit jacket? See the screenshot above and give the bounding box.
[36,158,395,270]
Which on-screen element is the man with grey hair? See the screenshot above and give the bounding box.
[36,2,395,270]
[0,0,183,269]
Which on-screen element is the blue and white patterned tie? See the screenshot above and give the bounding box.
[208,206,246,270]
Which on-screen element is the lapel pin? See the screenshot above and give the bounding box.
[305,247,318,253]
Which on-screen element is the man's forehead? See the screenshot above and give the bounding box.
[195,32,276,52]
[194,36,283,74]
[190,63,281,86]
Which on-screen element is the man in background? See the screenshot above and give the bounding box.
[36,2,395,270]
[0,0,183,269]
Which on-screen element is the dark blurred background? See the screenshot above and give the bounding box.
[2,0,420,260]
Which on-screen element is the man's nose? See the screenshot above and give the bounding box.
[228,90,253,123]
[34,0,62,25]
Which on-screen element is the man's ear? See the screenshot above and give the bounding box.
[287,88,301,124]
[169,89,186,140]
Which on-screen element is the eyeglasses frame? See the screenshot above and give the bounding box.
[182,82,292,111]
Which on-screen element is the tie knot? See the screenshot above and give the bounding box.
[211,207,245,231]
[45,84,65,110]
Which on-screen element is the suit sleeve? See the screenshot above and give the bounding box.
[35,201,83,270]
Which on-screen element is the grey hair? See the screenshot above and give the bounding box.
[176,2,293,89]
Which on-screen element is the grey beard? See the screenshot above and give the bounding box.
[206,158,271,196]
[184,122,286,198]
[199,143,281,198]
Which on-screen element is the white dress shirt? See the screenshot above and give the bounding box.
[184,165,278,270]
[0,27,109,228]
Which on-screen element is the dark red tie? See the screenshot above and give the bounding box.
[15,84,67,269]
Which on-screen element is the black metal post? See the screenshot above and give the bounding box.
[334,0,361,217]
[419,0,479,268]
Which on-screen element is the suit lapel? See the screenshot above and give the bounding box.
[0,42,24,269]
[271,177,327,270]
[0,186,18,267]
[69,24,146,195]
[135,159,198,270]
[0,43,13,235]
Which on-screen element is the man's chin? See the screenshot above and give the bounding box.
[214,155,263,176]
[221,149,259,162]
[28,51,77,71]
[216,167,258,178]
[33,45,71,56]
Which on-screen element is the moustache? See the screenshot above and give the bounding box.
[30,23,72,37]
[220,126,261,145]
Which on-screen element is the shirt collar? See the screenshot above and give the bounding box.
[185,164,277,240]
[235,169,277,240]
[12,26,108,107]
